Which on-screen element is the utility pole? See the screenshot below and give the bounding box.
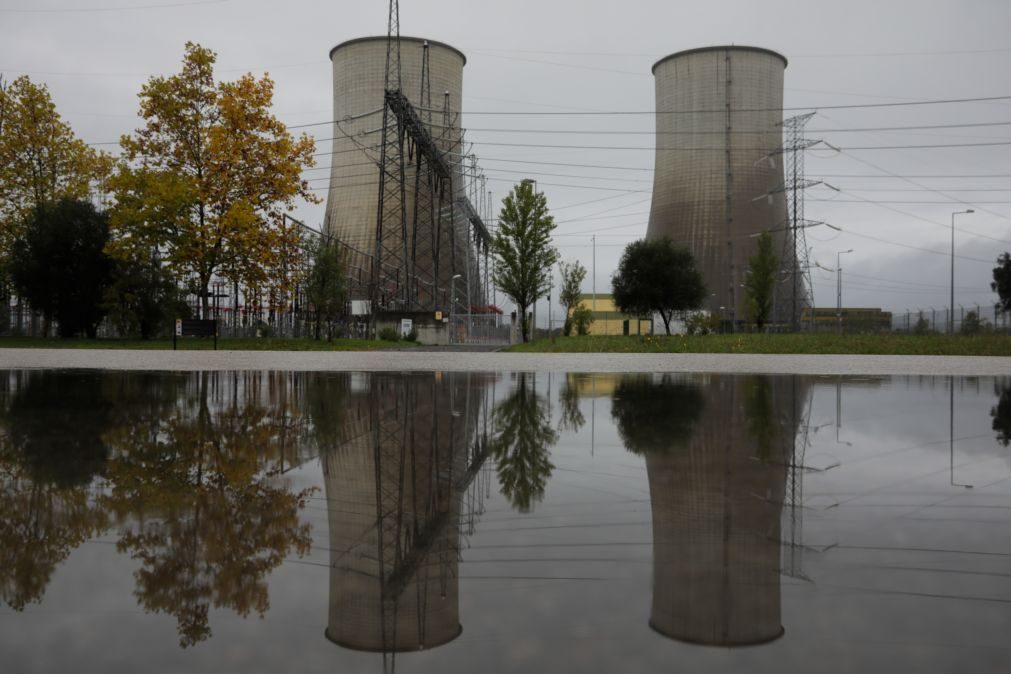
[592,235,597,316]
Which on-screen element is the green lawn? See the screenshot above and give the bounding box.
[0,336,416,351]
[506,333,1011,356]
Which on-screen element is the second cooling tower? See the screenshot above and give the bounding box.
[646,46,789,325]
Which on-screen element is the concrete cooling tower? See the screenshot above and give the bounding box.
[647,46,789,327]
[613,374,803,646]
[324,37,467,308]
[322,372,487,653]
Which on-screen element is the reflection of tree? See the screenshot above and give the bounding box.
[992,379,1011,447]
[102,372,315,648]
[611,374,705,455]
[744,376,780,462]
[305,372,350,454]
[491,372,558,512]
[557,374,586,432]
[0,371,110,610]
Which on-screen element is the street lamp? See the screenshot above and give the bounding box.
[837,249,854,334]
[951,209,974,334]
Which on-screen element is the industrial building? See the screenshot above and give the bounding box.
[323,37,491,340]
[569,294,653,336]
[646,46,792,329]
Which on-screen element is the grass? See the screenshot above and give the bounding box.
[506,333,1011,356]
[0,336,417,351]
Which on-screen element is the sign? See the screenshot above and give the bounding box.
[435,311,443,321]
[400,318,413,337]
[175,318,183,336]
[173,319,218,350]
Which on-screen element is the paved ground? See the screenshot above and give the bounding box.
[2,348,1010,375]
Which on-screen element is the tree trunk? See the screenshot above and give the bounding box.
[661,312,672,335]
[519,303,529,342]
[200,276,211,319]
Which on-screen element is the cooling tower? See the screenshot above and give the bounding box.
[324,37,467,307]
[647,47,789,326]
[322,372,484,653]
[614,374,801,646]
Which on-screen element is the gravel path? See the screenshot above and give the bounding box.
[2,348,1010,375]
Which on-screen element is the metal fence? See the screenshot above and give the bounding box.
[891,305,1010,333]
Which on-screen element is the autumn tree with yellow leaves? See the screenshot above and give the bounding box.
[109,43,319,318]
[0,75,111,329]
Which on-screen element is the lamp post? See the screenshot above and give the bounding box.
[450,273,462,344]
[836,249,854,334]
[950,209,974,334]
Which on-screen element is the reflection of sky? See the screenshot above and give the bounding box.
[2,372,1010,673]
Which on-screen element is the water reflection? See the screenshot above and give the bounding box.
[991,377,1011,447]
[322,372,492,657]
[490,372,558,513]
[102,372,316,647]
[0,371,110,611]
[0,371,317,648]
[613,374,802,646]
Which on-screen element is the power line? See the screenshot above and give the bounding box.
[1,0,228,12]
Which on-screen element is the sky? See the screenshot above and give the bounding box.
[3,0,1011,326]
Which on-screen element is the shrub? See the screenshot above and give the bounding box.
[378,327,399,342]
[404,329,418,342]
[912,316,930,335]
[571,306,594,336]
[962,310,983,336]
[685,311,720,336]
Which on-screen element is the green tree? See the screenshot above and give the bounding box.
[571,305,594,335]
[10,198,114,338]
[992,379,1011,447]
[492,180,559,342]
[103,251,185,339]
[305,236,347,341]
[612,238,707,335]
[108,42,319,318]
[558,260,587,336]
[490,372,558,512]
[992,252,1011,315]
[743,231,779,331]
[961,309,983,336]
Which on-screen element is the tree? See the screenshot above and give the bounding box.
[961,310,983,336]
[0,76,111,266]
[305,236,347,341]
[108,42,319,318]
[492,180,559,342]
[103,251,186,339]
[992,252,1011,315]
[612,238,707,335]
[10,199,114,338]
[743,231,779,331]
[557,260,587,336]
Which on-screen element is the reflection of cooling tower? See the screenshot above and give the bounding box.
[646,47,788,323]
[644,376,791,646]
[324,37,466,303]
[322,372,482,652]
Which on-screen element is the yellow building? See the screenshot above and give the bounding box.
[570,294,653,336]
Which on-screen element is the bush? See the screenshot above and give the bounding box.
[912,316,930,335]
[378,327,399,342]
[685,311,720,336]
[571,306,594,336]
[962,310,983,336]
[404,329,418,342]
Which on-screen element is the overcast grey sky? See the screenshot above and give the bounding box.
[3,0,1011,324]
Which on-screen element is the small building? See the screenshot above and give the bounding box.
[801,307,893,333]
[570,294,653,336]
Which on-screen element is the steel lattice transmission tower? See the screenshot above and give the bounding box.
[372,0,457,316]
[780,113,831,330]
